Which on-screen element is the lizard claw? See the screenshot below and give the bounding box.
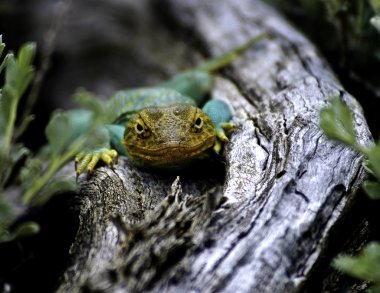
[217,130,229,143]
[213,122,235,154]
[213,140,222,154]
[75,148,118,177]
[213,131,228,154]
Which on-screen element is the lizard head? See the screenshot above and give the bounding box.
[122,104,216,169]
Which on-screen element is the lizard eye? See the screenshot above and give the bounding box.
[136,123,144,133]
[134,119,149,138]
[193,116,203,132]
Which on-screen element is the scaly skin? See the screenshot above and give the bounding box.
[74,34,266,175]
[123,104,216,168]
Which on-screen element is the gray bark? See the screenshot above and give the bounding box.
[57,0,372,292]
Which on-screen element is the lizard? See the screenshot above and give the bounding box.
[74,34,265,176]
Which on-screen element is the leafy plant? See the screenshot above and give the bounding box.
[0,38,38,241]
[333,242,380,292]
[0,39,35,190]
[0,37,112,243]
[320,96,380,291]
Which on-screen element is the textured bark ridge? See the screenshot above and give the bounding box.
[58,0,372,292]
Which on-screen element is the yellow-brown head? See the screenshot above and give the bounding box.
[122,104,216,169]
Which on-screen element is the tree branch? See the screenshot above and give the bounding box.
[57,0,372,292]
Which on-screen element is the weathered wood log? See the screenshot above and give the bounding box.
[57,0,372,292]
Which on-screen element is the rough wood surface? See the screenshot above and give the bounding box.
[57,0,372,292]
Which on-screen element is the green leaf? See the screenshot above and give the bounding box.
[45,110,72,155]
[363,159,373,175]
[366,144,380,181]
[0,221,40,243]
[10,143,29,164]
[363,180,380,199]
[19,156,43,189]
[1,42,35,103]
[0,62,17,123]
[320,96,357,147]
[0,143,30,187]
[334,242,380,282]
[0,42,36,156]
[0,53,11,74]
[12,221,40,239]
[17,42,36,69]
[74,89,119,124]
[14,43,35,98]
[45,108,96,156]
[74,89,106,119]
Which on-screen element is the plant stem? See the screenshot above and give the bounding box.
[22,137,85,204]
[0,96,18,188]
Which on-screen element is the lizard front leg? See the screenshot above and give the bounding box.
[75,124,125,176]
[202,99,233,153]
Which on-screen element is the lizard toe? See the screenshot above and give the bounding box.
[76,153,92,176]
[213,140,222,154]
[75,148,119,177]
[217,131,229,143]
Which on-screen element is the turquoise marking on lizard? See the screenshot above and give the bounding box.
[73,34,265,175]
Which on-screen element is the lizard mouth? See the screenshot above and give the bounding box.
[124,137,215,165]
